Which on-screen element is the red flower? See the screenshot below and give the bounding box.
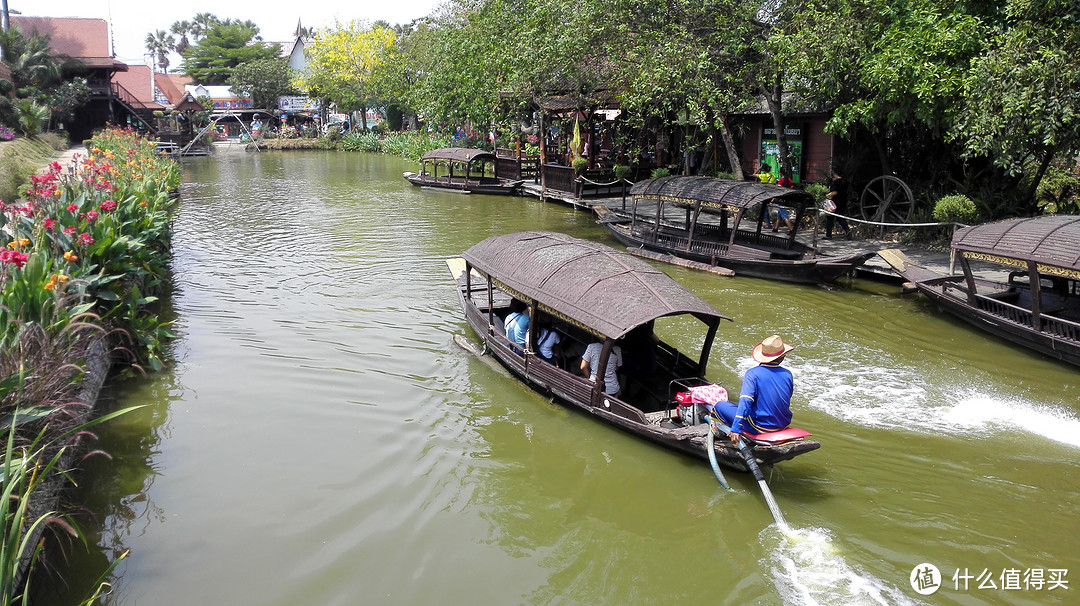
[67,203,79,212]
[0,250,28,268]
[43,218,56,230]
[85,210,99,222]
[100,200,117,212]
[78,232,94,246]
[63,226,77,235]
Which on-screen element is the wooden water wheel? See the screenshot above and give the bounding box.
[859,175,914,224]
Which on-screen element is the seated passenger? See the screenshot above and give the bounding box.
[504,300,529,354]
[536,316,562,366]
[580,341,623,395]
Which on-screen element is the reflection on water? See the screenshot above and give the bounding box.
[42,151,1080,606]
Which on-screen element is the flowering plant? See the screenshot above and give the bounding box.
[1,125,179,370]
[0,126,13,141]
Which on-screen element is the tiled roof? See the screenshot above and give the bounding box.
[11,16,111,59]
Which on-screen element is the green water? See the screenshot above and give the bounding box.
[43,151,1079,605]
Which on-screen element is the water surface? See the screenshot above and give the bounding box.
[48,151,1079,606]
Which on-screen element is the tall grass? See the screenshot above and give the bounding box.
[338,130,451,161]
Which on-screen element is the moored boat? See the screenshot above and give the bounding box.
[880,215,1080,367]
[447,231,820,472]
[599,176,874,283]
[403,147,523,194]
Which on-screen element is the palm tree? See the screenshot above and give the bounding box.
[190,13,219,41]
[170,20,192,55]
[15,99,49,136]
[144,30,174,74]
[0,26,64,91]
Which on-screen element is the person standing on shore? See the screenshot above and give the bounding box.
[825,169,853,240]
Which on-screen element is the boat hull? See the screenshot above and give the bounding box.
[448,256,820,472]
[880,249,1080,367]
[607,222,874,284]
[403,172,522,195]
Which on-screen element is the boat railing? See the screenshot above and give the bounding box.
[1043,314,1080,342]
[973,293,1080,342]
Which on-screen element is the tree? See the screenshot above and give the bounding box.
[949,0,1080,210]
[0,25,65,92]
[145,29,174,73]
[297,21,397,130]
[170,20,192,55]
[227,58,297,111]
[180,19,278,84]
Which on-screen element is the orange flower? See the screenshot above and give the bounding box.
[63,250,78,263]
[44,273,69,291]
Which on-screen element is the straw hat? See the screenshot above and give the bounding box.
[751,334,794,363]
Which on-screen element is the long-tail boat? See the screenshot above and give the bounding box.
[403,147,522,195]
[880,215,1080,367]
[446,231,820,472]
[598,176,874,284]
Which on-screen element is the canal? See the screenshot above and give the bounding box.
[47,151,1079,605]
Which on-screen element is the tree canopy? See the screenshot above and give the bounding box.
[296,21,397,129]
[227,58,298,111]
[179,17,278,84]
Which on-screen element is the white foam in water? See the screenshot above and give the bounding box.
[790,355,1080,448]
[764,525,923,606]
[941,395,1080,447]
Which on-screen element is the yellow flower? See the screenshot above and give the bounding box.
[7,238,30,249]
[64,250,78,263]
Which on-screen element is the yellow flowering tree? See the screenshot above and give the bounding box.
[296,21,397,131]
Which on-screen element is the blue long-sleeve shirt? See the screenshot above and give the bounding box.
[731,362,793,434]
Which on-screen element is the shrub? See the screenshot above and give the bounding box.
[1035,165,1080,215]
[613,164,631,181]
[803,182,830,201]
[651,167,670,178]
[38,132,68,151]
[571,157,588,173]
[0,148,36,203]
[933,194,980,224]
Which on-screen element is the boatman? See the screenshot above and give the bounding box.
[706,334,795,444]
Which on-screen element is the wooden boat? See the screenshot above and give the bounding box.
[880,215,1080,367]
[403,147,523,194]
[598,176,875,284]
[447,231,820,472]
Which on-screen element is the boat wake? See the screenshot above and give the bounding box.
[793,358,1080,448]
[763,524,922,606]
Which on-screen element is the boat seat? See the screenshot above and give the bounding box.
[741,427,812,444]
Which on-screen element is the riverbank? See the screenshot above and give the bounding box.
[1,129,180,601]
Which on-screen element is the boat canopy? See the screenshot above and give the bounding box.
[630,176,814,211]
[461,231,730,339]
[954,215,1080,274]
[420,147,496,163]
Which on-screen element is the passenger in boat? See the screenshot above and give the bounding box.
[536,316,563,367]
[504,300,530,354]
[621,322,658,378]
[824,170,853,240]
[757,165,777,229]
[706,334,794,443]
[580,341,623,395]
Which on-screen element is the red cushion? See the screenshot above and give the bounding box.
[742,427,812,444]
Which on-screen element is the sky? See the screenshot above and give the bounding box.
[18,0,446,66]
